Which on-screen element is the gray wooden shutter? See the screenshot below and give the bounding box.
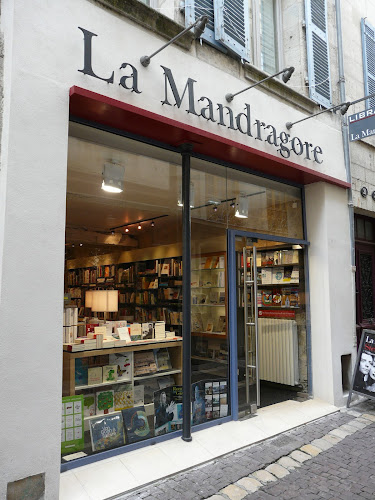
[361,18,375,109]
[214,0,250,61]
[185,0,218,48]
[305,0,331,107]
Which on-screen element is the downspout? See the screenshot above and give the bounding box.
[335,0,357,348]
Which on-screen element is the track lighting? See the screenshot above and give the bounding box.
[151,221,155,227]
[125,228,129,233]
[138,224,142,230]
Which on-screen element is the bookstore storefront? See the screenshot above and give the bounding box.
[0,1,356,497]
[62,118,308,465]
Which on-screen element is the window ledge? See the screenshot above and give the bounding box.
[93,0,194,50]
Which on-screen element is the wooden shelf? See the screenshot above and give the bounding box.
[191,304,225,307]
[192,331,227,339]
[134,369,182,381]
[192,355,227,365]
[76,379,132,391]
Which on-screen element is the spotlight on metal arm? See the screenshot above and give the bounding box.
[140,16,208,67]
[285,101,351,130]
[225,66,295,103]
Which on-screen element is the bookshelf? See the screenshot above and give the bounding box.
[62,338,183,397]
[65,257,182,331]
[191,252,228,376]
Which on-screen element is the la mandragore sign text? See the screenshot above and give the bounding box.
[77,27,323,164]
[348,107,375,142]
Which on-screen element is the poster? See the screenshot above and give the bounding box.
[348,329,375,406]
[153,385,182,435]
[61,395,84,455]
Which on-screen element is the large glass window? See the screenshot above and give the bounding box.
[62,123,183,462]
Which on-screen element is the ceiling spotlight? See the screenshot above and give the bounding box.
[230,201,235,208]
[213,206,218,212]
[125,228,129,233]
[79,243,83,247]
[72,244,75,247]
[101,162,125,193]
[111,231,115,235]
[235,195,249,219]
[151,221,155,227]
[138,224,142,230]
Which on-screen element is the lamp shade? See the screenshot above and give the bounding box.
[91,290,118,312]
[85,290,94,308]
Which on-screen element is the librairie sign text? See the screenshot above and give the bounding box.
[78,27,323,163]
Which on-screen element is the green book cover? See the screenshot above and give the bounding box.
[61,395,84,455]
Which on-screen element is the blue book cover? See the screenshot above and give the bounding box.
[89,414,125,452]
[122,406,151,443]
[75,358,88,386]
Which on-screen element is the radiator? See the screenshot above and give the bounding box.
[258,318,299,386]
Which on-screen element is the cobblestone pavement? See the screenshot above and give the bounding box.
[112,400,375,500]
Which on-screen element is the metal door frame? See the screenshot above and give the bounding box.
[228,229,309,420]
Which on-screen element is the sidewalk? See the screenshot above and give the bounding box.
[112,399,375,500]
[60,398,339,500]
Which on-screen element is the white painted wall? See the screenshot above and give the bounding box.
[0,0,351,497]
[305,182,356,406]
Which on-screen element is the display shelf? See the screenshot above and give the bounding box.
[63,338,183,397]
[134,368,181,381]
[191,286,225,289]
[192,331,226,339]
[257,263,299,268]
[256,283,299,287]
[258,306,300,309]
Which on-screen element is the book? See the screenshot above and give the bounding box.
[103,365,118,383]
[83,393,96,418]
[89,413,125,452]
[133,351,157,376]
[133,384,145,406]
[154,348,172,371]
[161,263,170,275]
[272,267,284,284]
[154,386,183,434]
[122,406,151,443]
[94,326,107,336]
[130,323,142,341]
[88,367,102,386]
[95,390,114,416]
[154,321,165,339]
[109,352,133,381]
[75,358,88,386]
[205,321,214,333]
[117,326,131,343]
[114,383,133,411]
[142,322,154,340]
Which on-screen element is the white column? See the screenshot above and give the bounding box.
[305,182,356,407]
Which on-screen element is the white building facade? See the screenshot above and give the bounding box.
[0,0,357,498]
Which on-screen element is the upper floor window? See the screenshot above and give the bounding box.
[305,0,332,108]
[185,0,281,73]
[361,18,375,109]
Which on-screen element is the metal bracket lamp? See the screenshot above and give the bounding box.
[140,15,208,67]
[285,101,351,130]
[225,67,295,103]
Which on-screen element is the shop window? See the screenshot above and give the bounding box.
[305,0,332,108]
[361,18,375,109]
[62,123,185,462]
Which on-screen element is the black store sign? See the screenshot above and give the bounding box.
[349,108,375,142]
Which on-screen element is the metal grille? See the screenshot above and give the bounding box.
[312,31,330,100]
[195,0,215,32]
[311,0,326,33]
[360,253,374,320]
[223,0,246,47]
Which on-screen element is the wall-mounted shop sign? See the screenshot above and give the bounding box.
[348,107,375,142]
[77,27,323,164]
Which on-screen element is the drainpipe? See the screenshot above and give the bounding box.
[335,0,357,348]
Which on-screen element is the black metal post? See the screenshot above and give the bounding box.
[181,144,192,442]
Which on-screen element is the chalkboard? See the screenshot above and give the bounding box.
[347,329,375,407]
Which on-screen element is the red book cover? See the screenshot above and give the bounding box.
[86,324,99,335]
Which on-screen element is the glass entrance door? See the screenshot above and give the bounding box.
[235,235,259,417]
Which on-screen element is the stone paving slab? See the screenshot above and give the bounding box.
[113,402,374,500]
